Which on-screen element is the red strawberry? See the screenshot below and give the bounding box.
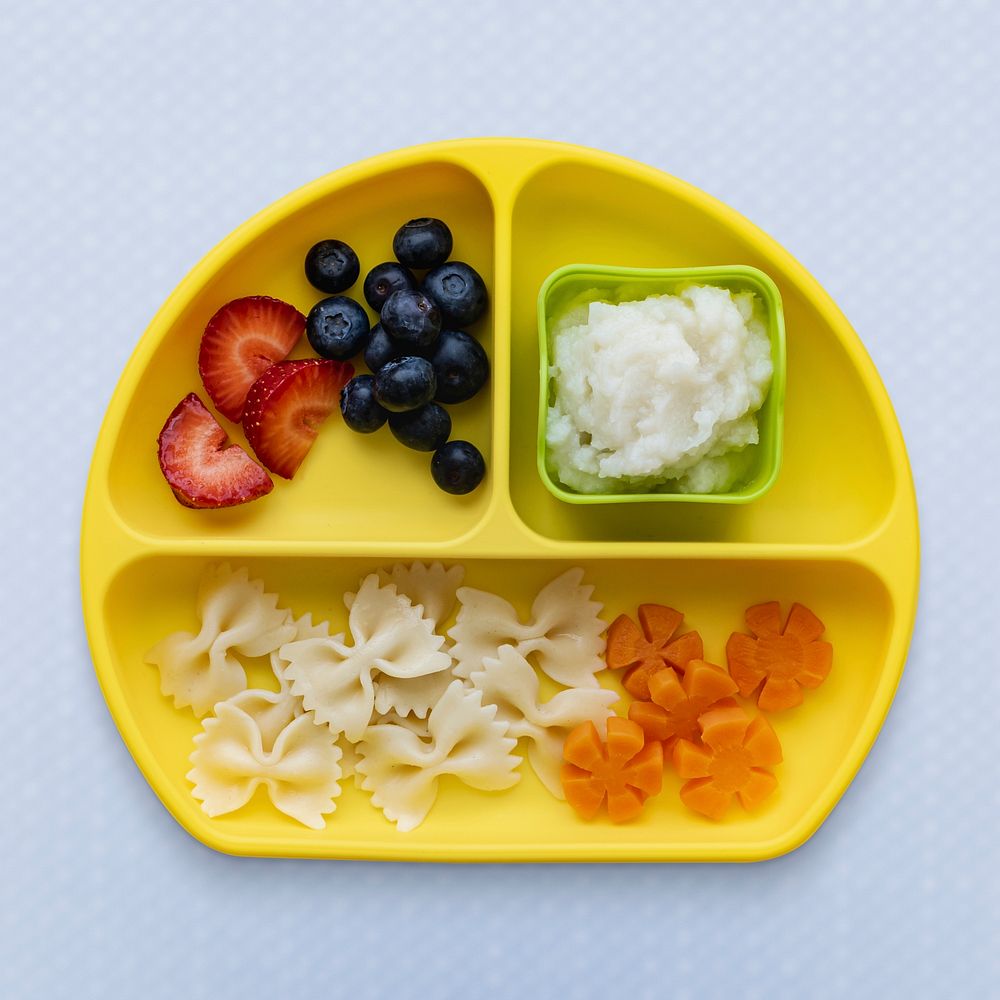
[157,393,273,508]
[198,296,305,422]
[243,359,354,479]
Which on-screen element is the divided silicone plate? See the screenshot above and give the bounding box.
[80,139,919,861]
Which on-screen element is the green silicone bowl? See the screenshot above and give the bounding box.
[536,263,786,505]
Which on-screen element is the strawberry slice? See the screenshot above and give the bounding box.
[199,296,305,422]
[243,359,354,478]
[157,393,273,508]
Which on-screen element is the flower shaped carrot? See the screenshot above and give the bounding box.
[726,602,833,712]
[628,659,739,751]
[561,717,663,822]
[672,702,782,820]
[606,604,704,700]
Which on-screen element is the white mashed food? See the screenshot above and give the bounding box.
[546,285,772,494]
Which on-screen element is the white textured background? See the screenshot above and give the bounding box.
[2,1,997,997]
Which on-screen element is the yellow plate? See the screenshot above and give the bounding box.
[80,139,919,861]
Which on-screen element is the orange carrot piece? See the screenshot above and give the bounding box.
[679,776,732,821]
[637,604,683,643]
[671,704,782,821]
[662,630,704,671]
[560,719,664,823]
[745,601,783,637]
[563,719,607,772]
[736,769,778,811]
[726,601,833,711]
[610,602,703,700]
[605,614,649,670]
[559,766,606,819]
[628,660,738,750]
[606,715,645,763]
[783,602,825,643]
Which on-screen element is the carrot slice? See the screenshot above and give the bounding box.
[784,602,825,643]
[736,769,779,811]
[672,738,713,780]
[560,718,664,823]
[607,786,646,823]
[673,704,782,821]
[746,601,783,637]
[726,601,833,711]
[560,765,606,819]
[628,700,671,742]
[680,777,733,821]
[637,604,683,643]
[742,715,783,767]
[611,603,703,700]
[563,721,606,771]
[630,661,738,750]
[758,674,804,712]
[662,630,704,672]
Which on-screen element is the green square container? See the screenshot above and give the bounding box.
[536,263,787,505]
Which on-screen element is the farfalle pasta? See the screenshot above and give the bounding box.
[449,568,606,687]
[347,562,464,630]
[356,680,521,831]
[470,645,618,797]
[188,702,343,829]
[145,565,297,717]
[282,574,451,741]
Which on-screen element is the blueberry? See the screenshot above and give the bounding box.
[431,440,486,495]
[340,375,388,433]
[392,218,453,269]
[380,289,441,350]
[388,402,451,451]
[306,296,371,360]
[363,261,417,312]
[423,262,488,327]
[374,356,436,412]
[428,329,489,403]
[364,323,397,372]
[304,239,360,294]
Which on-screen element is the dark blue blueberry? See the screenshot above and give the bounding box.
[374,356,436,412]
[431,440,486,495]
[339,374,388,433]
[392,218,453,269]
[429,329,489,403]
[422,262,488,327]
[306,296,371,360]
[363,323,397,372]
[388,402,451,451]
[380,289,441,350]
[304,239,360,294]
[363,261,417,312]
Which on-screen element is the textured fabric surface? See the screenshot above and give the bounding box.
[1,0,997,997]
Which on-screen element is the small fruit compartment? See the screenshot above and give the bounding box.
[106,160,496,543]
[507,159,898,544]
[101,552,894,859]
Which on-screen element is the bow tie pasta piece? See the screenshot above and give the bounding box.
[282,574,451,742]
[145,564,298,717]
[187,703,343,829]
[270,612,331,694]
[449,568,606,687]
[346,562,465,630]
[356,681,521,831]
[374,667,455,720]
[225,688,300,751]
[470,645,618,798]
